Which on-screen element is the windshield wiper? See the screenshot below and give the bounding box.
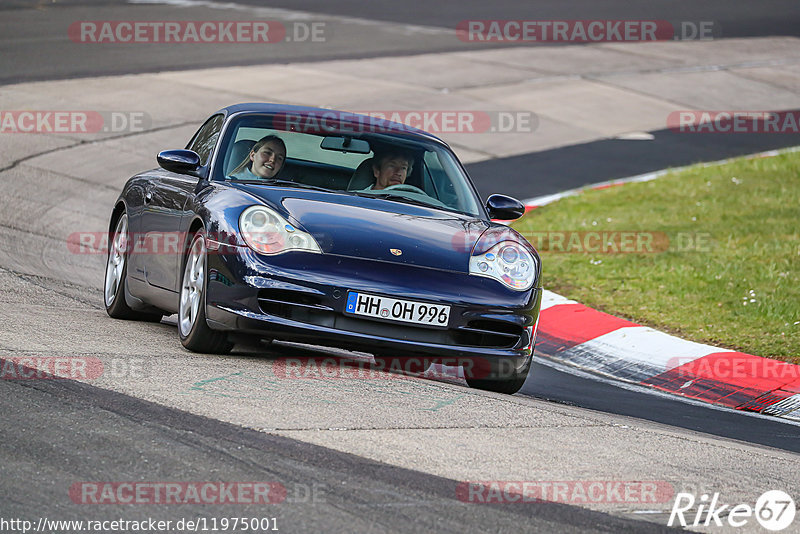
[350,191,476,216]
[356,192,439,209]
[232,179,333,192]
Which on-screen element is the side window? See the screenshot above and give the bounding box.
[187,114,224,166]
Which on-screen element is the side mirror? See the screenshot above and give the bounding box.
[157,149,202,174]
[486,194,526,220]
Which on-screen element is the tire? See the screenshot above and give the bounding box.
[104,213,164,322]
[464,357,531,395]
[178,230,233,354]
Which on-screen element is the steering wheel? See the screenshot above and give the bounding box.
[383,183,427,195]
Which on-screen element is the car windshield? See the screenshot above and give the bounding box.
[214,113,484,217]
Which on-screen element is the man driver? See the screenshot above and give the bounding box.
[367,150,414,190]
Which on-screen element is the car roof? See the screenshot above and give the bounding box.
[216,103,449,146]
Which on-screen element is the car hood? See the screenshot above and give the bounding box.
[282,196,488,273]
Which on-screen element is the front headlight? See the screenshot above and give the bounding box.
[239,205,321,255]
[469,227,538,291]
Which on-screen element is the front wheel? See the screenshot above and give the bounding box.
[465,357,531,394]
[178,230,233,354]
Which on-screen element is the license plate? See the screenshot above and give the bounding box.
[345,291,450,328]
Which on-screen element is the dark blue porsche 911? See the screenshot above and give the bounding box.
[104,103,542,393]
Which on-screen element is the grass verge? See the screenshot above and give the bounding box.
[514,150,800,364]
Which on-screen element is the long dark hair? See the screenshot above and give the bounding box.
[230,134,287,176]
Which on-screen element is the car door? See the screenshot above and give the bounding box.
[140,114,224,292]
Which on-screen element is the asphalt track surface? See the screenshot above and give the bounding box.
[3,372,665,533]
[2,1,800,532]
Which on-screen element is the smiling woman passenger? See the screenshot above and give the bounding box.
[229,135,286,179]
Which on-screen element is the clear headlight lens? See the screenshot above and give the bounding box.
[239,206,321,255]
[469,228,538,291]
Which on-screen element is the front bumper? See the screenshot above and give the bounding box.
[205,245,541,378]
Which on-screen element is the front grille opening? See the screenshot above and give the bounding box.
[257,289,333,324]
[258,289,324,307]
[468,320,523,336]
[454,320,523,348]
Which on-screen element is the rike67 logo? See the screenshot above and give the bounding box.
[669,490,796,530]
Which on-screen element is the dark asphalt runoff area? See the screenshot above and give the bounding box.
[465,126,800,200]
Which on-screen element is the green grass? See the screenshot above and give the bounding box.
[514,151,800,364]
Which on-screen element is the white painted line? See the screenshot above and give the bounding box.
[524,191,577,208]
